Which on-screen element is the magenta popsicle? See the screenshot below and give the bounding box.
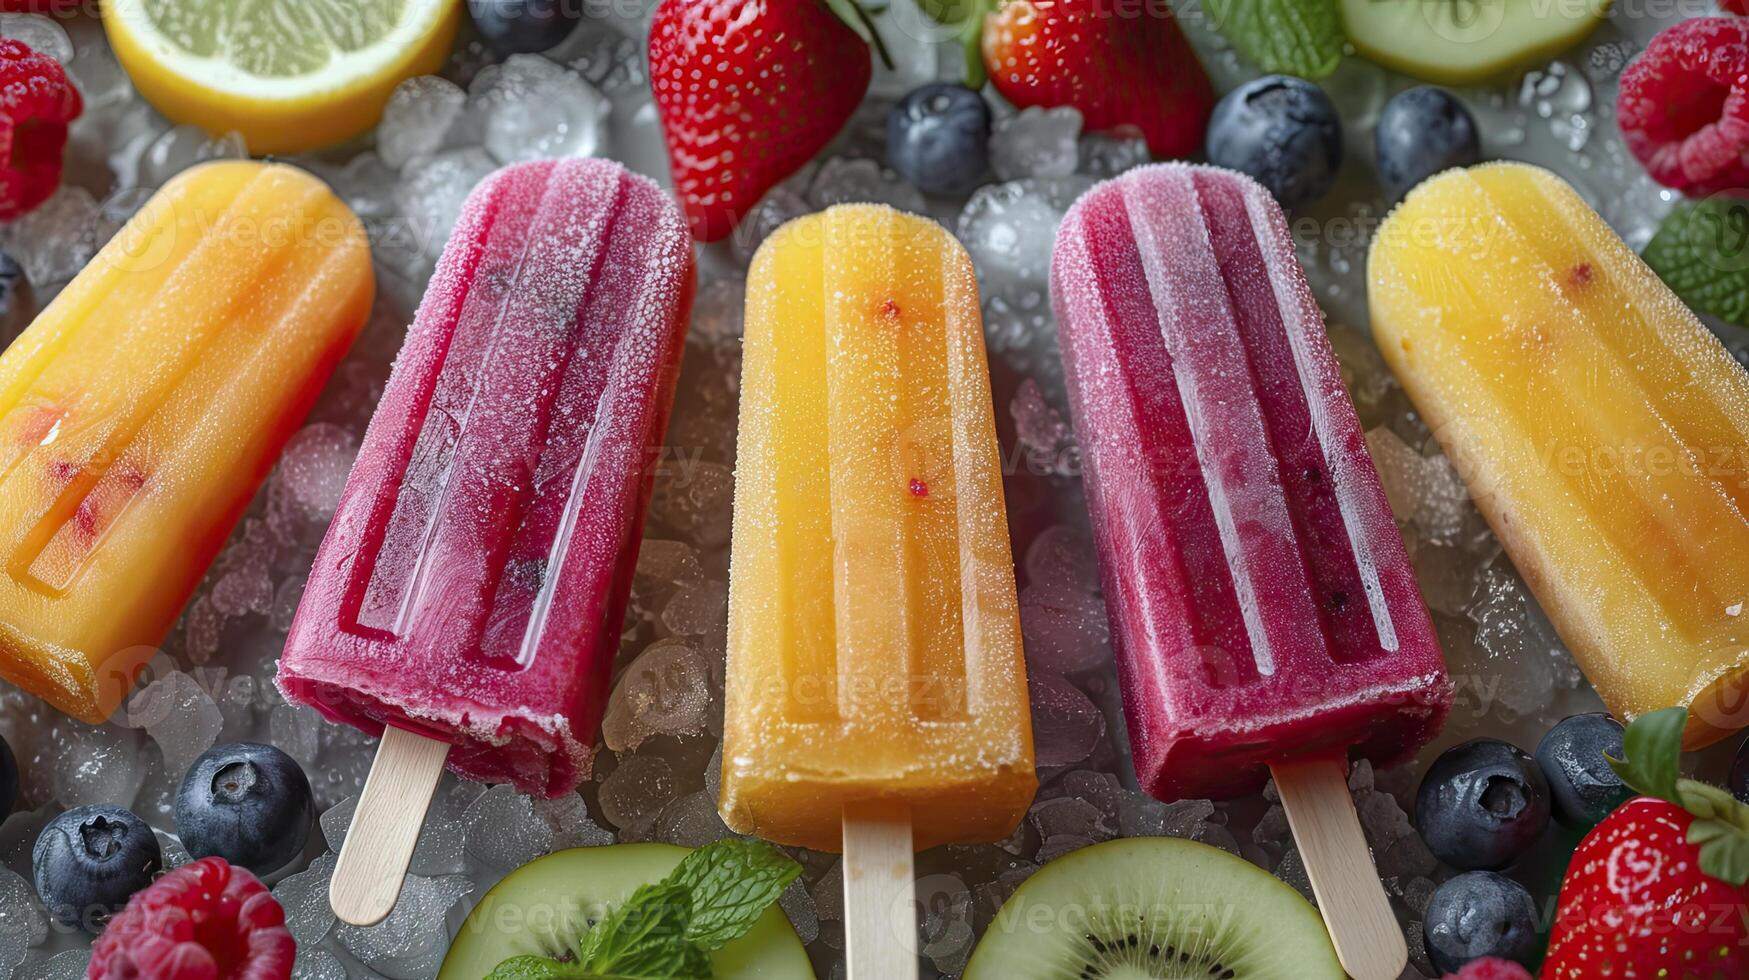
[277,158,695,799]
[1050,164,1451,803]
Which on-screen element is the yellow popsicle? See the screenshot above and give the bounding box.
[1369,162,1749,746]
[0,160,374,723]
[721,205,1036,852]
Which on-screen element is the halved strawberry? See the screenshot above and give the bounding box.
[1543,708,1749,978]
[979,0,1213,158]
[649,0,882,242]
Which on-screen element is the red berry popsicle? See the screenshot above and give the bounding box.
[276,158,694,924]
[1050,164,1451,979]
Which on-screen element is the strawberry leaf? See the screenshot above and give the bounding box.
[1203,0,1344,79]
[1691,819,1749,886]
[1606,706,1686,804]
[1643,194,1749,327]
[822,0,896,70]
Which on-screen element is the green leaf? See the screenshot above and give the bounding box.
[485,956,585,980]
[668,839,803,951]
[1691,819,1749,886]
[578,882,711,979]
[1203,0,1344,79]
[960,11,987,91]
[1606,706,1686,804]
[1643,195,1749,327]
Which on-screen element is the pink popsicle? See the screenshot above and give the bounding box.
[1050,164,1451,804]
[277,159,695,798]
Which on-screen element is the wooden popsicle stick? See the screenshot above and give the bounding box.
[329,725,451,927]
[841,801,919,980]
[1272,756,1407,980]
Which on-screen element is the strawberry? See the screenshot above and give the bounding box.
[1543,707,1749,978]
[979,0,1213,158]
[649,0,881,242]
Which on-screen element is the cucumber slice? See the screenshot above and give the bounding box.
[1340,0,1610,85]
[438,843,815,979]
[964,837,1343,979]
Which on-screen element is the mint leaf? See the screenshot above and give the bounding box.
[1643,195,1749,327]
[579,882,710,979]
[1606,706,1686,804]
[484,956,590,979]
[1204,0,1344,79]
[669,839,803,951]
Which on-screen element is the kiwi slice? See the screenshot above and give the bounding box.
[438,843,814,979]
[964,837,1342,979]
[1340,0,1610,85]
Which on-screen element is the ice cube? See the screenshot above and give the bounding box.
[126,671,223,777]
[650,461,734,548]
[0,187,107,287]
[1023,524,1101,596]
[0,869,45,978]
[690,277,747,349]
[1036,834,1094,863]
[1078,128,1150,177]
[273,852,337,946]
[808,158,927,214]
[67,29,131,109]
[136,125,248,189]
[917,873,974,974]
[810,860,843,922]
[957,179,1091,290]
[1010,380,1079,479]
[990,107,1083,181]
[463,784,554,872]
[291,948,348,980]
[780,879,819,944]
[397,148,497,257]
[654,791,730,848]
[155,830,191,871]
[319,797,356,854]
[730,185,814,268]
[471,55,610,165]
[1028,673,1105,769]
[601,639,712,752]
[334,873,472,980]
[634,540,703,588]
[18,949,88,980]
[268,424,359,550]
[661,580,729,637]
[0,14,72,64]
[533,791,614,850]
[267,704,324,774]
[1028,797,1111,841]
[378,76,467,171]
[50,723,146,809]
[598,755,679,837]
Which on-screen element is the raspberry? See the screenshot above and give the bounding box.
[1618,17,1749,196]
[1445,958,1534,980]
[88,858,296,980]
[1728,0,1748,14]
[0,39,82,220]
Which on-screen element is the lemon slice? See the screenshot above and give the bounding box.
[105,0,462,155]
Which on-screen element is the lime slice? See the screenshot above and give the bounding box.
[105,0,461,154]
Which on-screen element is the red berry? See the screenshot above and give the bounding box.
[981,0,1213,158]
[1544,797,1749,978]
[1443,958,1533,980]
[1727,0,1748,15]
[0,39,82,220]
[88,857,296,980]
[1617,17,1749,196]
[649,0,872,242]
[0,1,82,10]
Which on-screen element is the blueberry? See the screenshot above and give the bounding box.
[887,84,992,198]
[0,251,32,341]
[1535,713,1630,827]
[468,0,581,55]
[0,734,16,818]
[1416,739,1550,870]
[1205,75,1343,209]
[1423,871,1539,973]
[1375,86,1481,201]
[33,804,161,932]
[175,743,314,876]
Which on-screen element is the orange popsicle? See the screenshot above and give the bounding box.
[0,160,374,723]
